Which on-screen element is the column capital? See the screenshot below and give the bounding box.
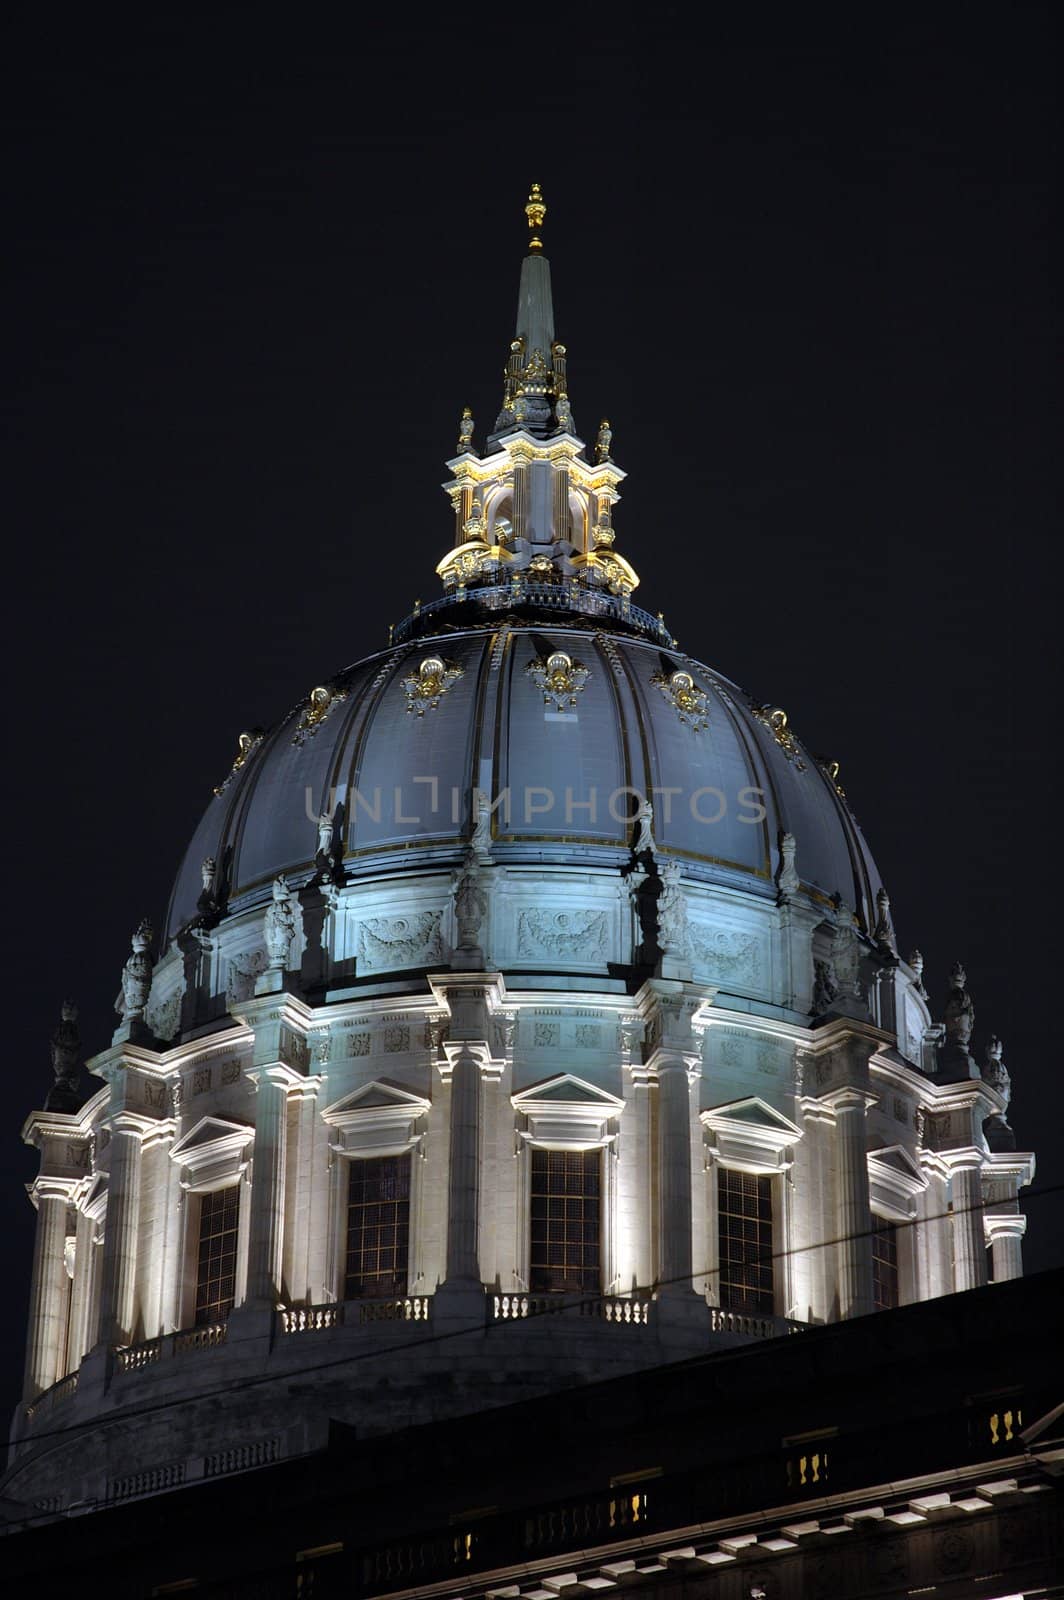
[643,1050,701,1087]
[246,1063,312,1093]
[438,1040,502,1083]
[935,1146,985,1176]
[818,1084,878,1114]
[28,1175,79,1206]
[984,1212,1027,1241]
[102,1109,160,1140]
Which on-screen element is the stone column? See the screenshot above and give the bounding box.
[986,1215,1025,1282]
[830,1088,874,1318]
[65,1207,96,1371]
[950,1158,988,1291]
[917,1171,954,1300]
[657,1053,696,1298]
[440,1040,491,1286]
[96,1117,145,1347]
[244,1067,293,1307]
[23,1180,73,1400]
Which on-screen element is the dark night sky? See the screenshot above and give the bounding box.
[1,7,1057,1418]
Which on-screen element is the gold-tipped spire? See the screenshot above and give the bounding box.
[525,182,546,251]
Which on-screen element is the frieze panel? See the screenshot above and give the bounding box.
[226,949,268,1005]
[533,1022,560,1048]
[221,1058,242,1085]
[517,909,608,961]
[688,925,765,987]
[383,1025,411,1054]
[575,1023,599,1049]
[142,1079,168,1110]
[192,1067,212,1096]
[65,1141,90,1170]
[718,1033,745,1068]
[346,1032,372,1058]
[146,987,183,1043]
[357,912,444,970]
[756,1039,785,1076]
[279,1030,309,1072]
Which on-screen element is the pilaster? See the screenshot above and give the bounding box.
[23,1176,78,1400]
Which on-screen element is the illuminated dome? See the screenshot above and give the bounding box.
[168,619,883,954]
[7,186,1030,1523]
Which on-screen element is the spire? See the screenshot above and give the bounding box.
[494,184,566,442]
[390,185,675,653]
[514,184,555,378]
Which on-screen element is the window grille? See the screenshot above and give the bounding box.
[345,1155,411,1299]
[195,1187,239,1326]
[529,1147,601,1293]
[717,1168,774,1314]
[871,1214,899,1309]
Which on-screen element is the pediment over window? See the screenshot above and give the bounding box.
[323,1079,431,1157]
[170,1116,254,1193]
[512,1074,625,1150]
[701,1096,802,1172]
[868,1142,927,1219]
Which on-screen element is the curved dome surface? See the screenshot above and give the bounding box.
[167,621,881,941]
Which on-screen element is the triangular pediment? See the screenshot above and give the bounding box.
[868,1143,923,1183]
[513,1073,625,1112]
[171,1115,253,1158]
[324,1079,431,1120]
[703,1096,802,1138]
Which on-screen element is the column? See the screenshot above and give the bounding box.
[96,1118,144,1347]
[441,1041,489,1285]
[656,1054,696,1298]
[917,1172,954,1300]
[23,1180,73,1400]
[65,1207,96,1371]
[831,1089,874,1318]
[987,1216,1025,1282]
[951,1159,988,1291]
[244,1067,292,1307]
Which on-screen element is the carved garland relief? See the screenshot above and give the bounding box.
[357,912,444,968]
[517,908,608,959]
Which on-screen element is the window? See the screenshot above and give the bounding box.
[345,1155,411,1299]
[195,1187,239,1326]
[871,1214,899,1310]
[718,1168,774,1314]
[529,1147,601,1293]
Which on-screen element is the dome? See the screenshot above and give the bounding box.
[11,182,1031,1527]
[167,613,882,947]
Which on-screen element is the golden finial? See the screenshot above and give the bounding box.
[525,182,546,251]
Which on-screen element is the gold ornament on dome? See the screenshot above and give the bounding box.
[818,756,845,797]
[650,669,710,732]
[752,704,806,770]
[526,649,590,711]
[525,182,546,250]
[292,684,348,747]
[213,729,264,795]
[403,655,464,716]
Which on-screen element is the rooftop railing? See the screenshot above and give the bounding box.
[392,584,675,648]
